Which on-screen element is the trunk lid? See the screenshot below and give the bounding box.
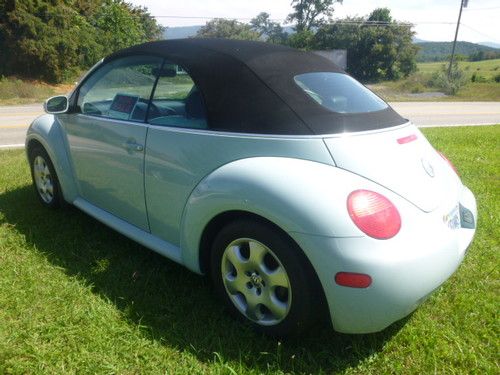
[323,124,461,212]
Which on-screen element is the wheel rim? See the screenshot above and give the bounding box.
[33,155,54,204]
[221,238,292,326]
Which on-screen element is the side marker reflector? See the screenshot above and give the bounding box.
[397,134,417,144]
[335,272,372,288]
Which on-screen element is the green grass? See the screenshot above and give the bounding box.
[371,59,500,101]
[0,126,498,374]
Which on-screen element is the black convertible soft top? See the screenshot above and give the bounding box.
[106,38,406,135]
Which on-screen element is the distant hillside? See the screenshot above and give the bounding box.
[416,41,500,62]
[164,26,201,39]
[479,41,500,49]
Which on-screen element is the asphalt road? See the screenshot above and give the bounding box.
[390,102,500,127]
[0,102,499,148]
[0,104,43,148]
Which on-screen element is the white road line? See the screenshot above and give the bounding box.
[0,144,25,149]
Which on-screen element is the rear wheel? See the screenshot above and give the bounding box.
[210,219,318,337]
[29,145,63,209]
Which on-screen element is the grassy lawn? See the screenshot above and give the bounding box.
[0,77,72,106]
[371,59,500,102]
[0,126,498,374]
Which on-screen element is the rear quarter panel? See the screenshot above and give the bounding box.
[179,156,406,273]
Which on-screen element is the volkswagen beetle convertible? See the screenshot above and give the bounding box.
[26,39,477,336]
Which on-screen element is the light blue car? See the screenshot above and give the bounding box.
[26,39,477,336]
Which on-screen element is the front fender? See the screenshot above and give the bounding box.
[26,114,77,203]
[180,157,375,273]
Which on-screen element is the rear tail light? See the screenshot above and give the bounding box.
[438,151,459,175]
[347,190,401,239]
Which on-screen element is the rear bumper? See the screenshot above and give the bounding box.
[291,184,477,334]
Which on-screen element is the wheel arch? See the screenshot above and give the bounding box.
[179,156,364,275]
[26,138,44,156]
[199,210,279,275]
[26,114,78,203]
[197,209,330,324]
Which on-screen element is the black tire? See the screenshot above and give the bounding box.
[28,144,64,209]
[210,218,319,337]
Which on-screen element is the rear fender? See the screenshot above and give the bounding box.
[179,157,377,273]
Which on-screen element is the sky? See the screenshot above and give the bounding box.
[128,0,500,44]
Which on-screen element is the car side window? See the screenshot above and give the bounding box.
[77,56,163,122]
[147,63,208,129]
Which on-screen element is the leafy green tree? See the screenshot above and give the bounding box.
[196,18,260,40]
[0,0,162,83]
[250,12,287,44]
[92,1,146,52]
[286,30,315,49]
[287,0,342,32]
[314,8,418,81]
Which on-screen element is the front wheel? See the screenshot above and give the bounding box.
[210,219,319,337]
[28,145,63,209]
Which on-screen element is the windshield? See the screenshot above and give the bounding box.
[294,72,388,114]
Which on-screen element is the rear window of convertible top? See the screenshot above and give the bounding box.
[294,72,388,114]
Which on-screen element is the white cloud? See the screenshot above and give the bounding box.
[129,0,500,43]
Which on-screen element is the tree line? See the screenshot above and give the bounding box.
[0,0,163,82]
[0,0,417,83]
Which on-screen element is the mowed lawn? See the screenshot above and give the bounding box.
[0,126,498,374]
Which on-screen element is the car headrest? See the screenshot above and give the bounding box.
[185,88,206,119]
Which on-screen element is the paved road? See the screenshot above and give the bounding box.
[390,102,500,127]
[1,102,499,148]
[0,104,43,148]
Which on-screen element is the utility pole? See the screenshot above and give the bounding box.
[448,0,468,79]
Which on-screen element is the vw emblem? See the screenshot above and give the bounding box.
[421,158,435,177]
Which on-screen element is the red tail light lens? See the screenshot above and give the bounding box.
[438,151,459,175]
[347,190,401,239]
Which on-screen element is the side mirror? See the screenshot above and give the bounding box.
[44,95,69,114]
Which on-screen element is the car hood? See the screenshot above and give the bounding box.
[323,123,462,212]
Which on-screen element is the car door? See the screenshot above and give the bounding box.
[63,55,163,231]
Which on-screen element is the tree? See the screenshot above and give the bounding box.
[196,18,260,40]
[0,0,163,83]
[250,12,287,44]
[432,62,468,95]
[286,30,315,49]
[314,8,418,81]
[287,0,342,32]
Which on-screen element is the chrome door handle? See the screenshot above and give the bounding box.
[122,140,144,152]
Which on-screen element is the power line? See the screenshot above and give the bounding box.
[150,13,499,40]
[462,23,500,43]
[156,15,463,27]
[464,6,500,11]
